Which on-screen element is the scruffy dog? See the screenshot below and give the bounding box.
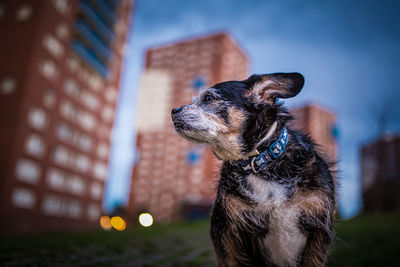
[171,73,336,267]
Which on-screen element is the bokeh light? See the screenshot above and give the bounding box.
[138,213,153,227]
[110,216,126,231]
[99,216,112,230]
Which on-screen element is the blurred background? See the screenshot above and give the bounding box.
[0,0,399,265]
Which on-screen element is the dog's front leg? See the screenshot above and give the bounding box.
[300,228,331,267]
[210,196,236,267]
[298,211,333,267]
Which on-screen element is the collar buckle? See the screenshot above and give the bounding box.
[250,157,259,174]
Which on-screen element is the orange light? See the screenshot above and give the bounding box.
[111,216,126,231]
[100,216,112,230]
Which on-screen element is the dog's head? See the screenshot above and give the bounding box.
[171,73,304,161]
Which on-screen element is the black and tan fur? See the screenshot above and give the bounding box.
[171,73,336,267]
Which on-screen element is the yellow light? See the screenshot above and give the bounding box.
[138,213,153,227]
[100,216,112,230]
[111,216,126,231]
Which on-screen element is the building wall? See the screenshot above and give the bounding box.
[129,33,248,222]
[0,0,133,232]
[361,135,400,212]
[290,103,337,162]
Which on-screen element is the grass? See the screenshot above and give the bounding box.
[0,213,399,266]
[328,213,400,267]
[0,220,214,266]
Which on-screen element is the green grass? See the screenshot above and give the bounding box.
[329,213,400,267]
[0,220,214,266]
[0,214,399,266]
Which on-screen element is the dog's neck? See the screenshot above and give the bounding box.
[237,125,289,174]
[213,121,285,162]
[247,121,279,157]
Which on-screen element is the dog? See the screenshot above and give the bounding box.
[171,73,336,267]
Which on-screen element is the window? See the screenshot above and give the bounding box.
[47,168,65,190]
[53,145,69,165]
[15,158,41,184]
[43,90,56,108]
[42,195,82,218]
[52,0,69,14]
[16,5,32,21]
[90,183,102,200]
[53,141,92,171]
[67,176,85,195]
[78,112,95,130]
[67,200,82,218]
[105,88,117,102]
[63,79,81,97]
[64,79,99,111]
[55,22,69,40]
[66,56,79,73]
[28,107,47,130]
[60,100,78,120]
[81,92,99,110]
[76,154,89,172]
[25,134,46,157]
[56,122,93,152]
[42,195,66,216]
[138,167,148,176]
[56,122,73,141]
[47,168,86,196]
[1,77,16,94]
[97,143,109,159]
[43,34,64,58]
[88,75,102,91]
[11,188,36,209]
[93,162,107,180]
[102,106,114,121]
[39,59,58,80]
[78,135,92,151]
[87,203,100,221]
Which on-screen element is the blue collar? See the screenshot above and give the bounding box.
[237,127,289,174]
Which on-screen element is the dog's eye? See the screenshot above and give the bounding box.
[204,95,215,102]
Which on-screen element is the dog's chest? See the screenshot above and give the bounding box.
[230,176,306,266]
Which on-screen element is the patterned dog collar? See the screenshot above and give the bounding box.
[238,127,289,174]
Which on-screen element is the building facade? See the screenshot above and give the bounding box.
[128,33,248,222]
[290,103,338,162]
[0,0,133,232]
[361,134,400,212]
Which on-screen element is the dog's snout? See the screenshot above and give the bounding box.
[171,107,183,115]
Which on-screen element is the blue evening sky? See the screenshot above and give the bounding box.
[104,0,400,219]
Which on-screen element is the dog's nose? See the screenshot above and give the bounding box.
[171,107,183,115]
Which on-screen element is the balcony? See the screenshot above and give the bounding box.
[75,19,113,62]
[78,2,115,44]
[86,0,118,26]
[105,0,119,10]
[71,40,109,78]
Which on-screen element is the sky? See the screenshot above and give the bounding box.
[104,0,400,219]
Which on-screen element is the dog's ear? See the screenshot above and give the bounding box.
[244,73,304,103]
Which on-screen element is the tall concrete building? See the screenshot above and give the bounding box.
[290,103,338,162]
[128,33,248,222]
[361,134,400,212]
[0,0,134,232]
